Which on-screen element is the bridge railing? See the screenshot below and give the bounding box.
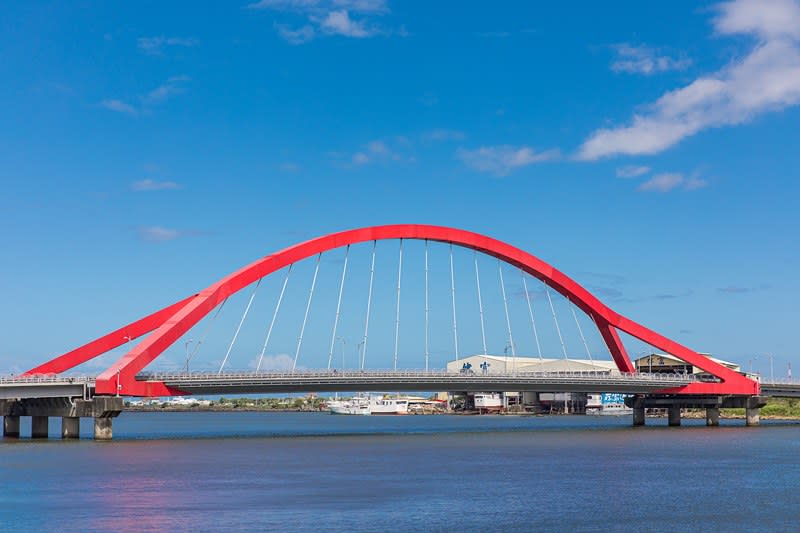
[139,369,698,383]
[0,375,95,384]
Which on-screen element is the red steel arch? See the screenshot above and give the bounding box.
[24,224,758,397]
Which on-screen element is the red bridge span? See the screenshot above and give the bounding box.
[23,224,758,397]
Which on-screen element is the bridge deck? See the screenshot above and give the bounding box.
[3,373,800,398]
[151,370,696,395]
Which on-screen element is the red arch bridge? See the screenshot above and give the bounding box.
[2,224,793,439]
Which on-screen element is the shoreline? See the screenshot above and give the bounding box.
[122,406,800,420]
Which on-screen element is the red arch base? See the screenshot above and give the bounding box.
[23,224,759,397]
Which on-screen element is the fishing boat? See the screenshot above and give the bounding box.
[327,395,370,415]
[327,395,410,415]
[474,393,503,413]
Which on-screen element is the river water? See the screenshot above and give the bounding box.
[2,412,799,532]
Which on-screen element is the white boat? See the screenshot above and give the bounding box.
[328,395,370,415]
[369,396,409,415]
[327,395,410,415]
[586,393,633,416]
[474,393,503,412]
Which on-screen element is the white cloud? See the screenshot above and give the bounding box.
[275,23,315,44]
[145,75,190,105]
[352,152,370,164]
[100,76,190,116]
[131,179,181,191]
[248,353,295,371]
[350,138,410,165]
[457,145,559,176]
[249,0,392,43]
[578,0,800,160]
[100,99,137,115]
[137,36,199,55]
[320,10,374,37]
[610,43,691,75]
[137,226,183,242]
[616,165,651,178]
[637,172,708,193]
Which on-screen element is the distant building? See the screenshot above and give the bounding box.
[633,352,740,379]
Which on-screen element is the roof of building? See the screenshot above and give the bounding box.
[633,352,740,371]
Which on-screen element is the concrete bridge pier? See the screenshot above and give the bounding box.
[745,397,761,426]
[668,406,681,426]
[706,407,720,426]
[62,416,80,439]
[31,416,49,438]
[93,417,113,440]
[631,396,646,426]
[3,415,20,438]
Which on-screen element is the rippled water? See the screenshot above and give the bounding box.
[2,412,800,532]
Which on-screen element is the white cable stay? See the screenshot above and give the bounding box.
[219,279,262,374]
[327,246,349,370]
[449,243,460,362]
[293,254,321,371]
[520,271,543,362]
[498,260,517,373]
[474,251,488,356]
[361,241,377,370]
[544,281,569,360]
[257,264,292,372]
[393,239,403,371]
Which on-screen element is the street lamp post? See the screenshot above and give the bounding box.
[764,354,774,382]
[357,340,365,370]
[337,337,346,369]
[184,339,194,373]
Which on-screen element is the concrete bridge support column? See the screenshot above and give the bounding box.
[94,417,113,440]
[706,407,720,427]
[631,396,646,426]
[633,407,645,426]
[745,397,761,426]
[31,416,49,438]
[61,417,80,439]
[668,406,681,427]
[3,416,20,438]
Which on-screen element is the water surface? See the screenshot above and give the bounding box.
[2,412,799,532]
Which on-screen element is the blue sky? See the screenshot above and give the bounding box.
[1,0,799,377]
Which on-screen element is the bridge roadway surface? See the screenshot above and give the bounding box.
[3,372,800,398]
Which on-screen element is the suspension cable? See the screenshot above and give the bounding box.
[185,297,228,371]
[257,264,292,372]
[544,281,568,360]
[219,279,262,374]
[361,241,376,369]
[424,240,430,372]
[327,246,350,369]
[393,239,403,371]
[569,298,593,362]
[293,254,321,371]
[449,243,460,362]
[498,260,516,372]
[474,251,488,356]
[520,271,543,362]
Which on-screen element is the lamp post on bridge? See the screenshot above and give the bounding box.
[184,339,194,373]
[337,337,346,370]
[764,353,774,382]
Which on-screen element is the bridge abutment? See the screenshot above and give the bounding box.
[0,396,122,440]
[667,406,681,426]
[93,417,113,440]
[62,416,80,439]
[3,415,20,438]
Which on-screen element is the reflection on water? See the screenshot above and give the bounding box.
[2,413,800,532]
